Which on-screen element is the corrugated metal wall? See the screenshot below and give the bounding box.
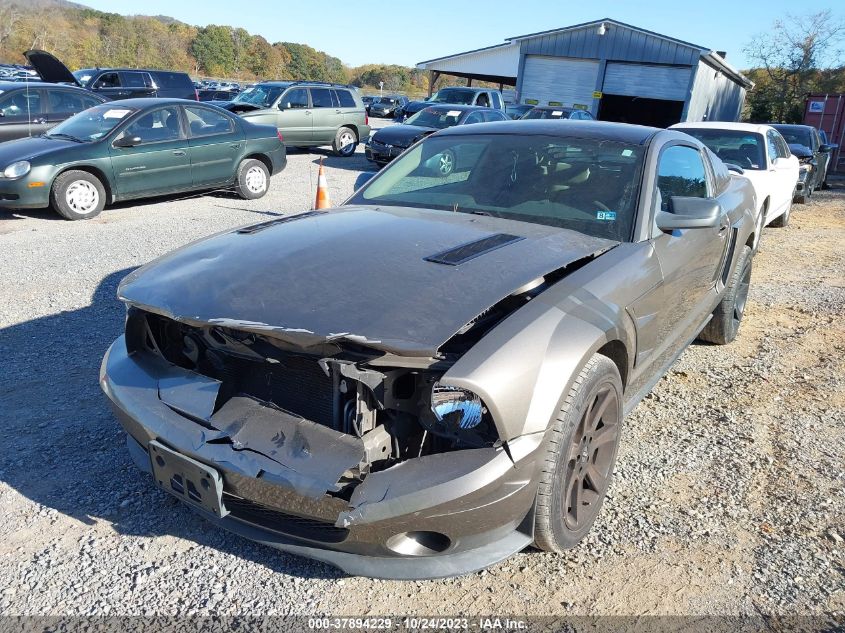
[518,24,701,65]
[685,59,746,122]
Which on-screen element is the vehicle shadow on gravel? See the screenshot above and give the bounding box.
[0,269,343,580]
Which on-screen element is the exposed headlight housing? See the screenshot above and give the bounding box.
[431,382,485,429]
[3,160,30,179]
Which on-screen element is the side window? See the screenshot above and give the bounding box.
[310,88,336,108]
[482,110,506,122]
[475,92,490,107]
[463,112,484,125]
[123,106,184,143]
[775,134,790,159]
[93,72,121,89]
[491,92,503,109]
[122,72,153,88]
[184,106,234,137]
[656,145,708,210]
[766,131,780,164]
[281,88,309,109]
[335,89,356,108]
[0,91,42,119]
[48,90,88,114]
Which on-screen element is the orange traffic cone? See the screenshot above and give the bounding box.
[314,158,332,210]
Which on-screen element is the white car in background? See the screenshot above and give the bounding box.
[671,122,799,246]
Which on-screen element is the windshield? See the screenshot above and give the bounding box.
[405,107,464,129]
[775,127,812,148]
[72,70,95,87]
[233,85,284,107]
[430,88,477,105]
[348,134,644,241]
[681,129,765,170]
[45,104,137,142]
[523,108,573,120]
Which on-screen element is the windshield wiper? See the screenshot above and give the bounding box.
[44,132,86,143]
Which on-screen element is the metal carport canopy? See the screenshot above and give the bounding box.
[416,42,520,86]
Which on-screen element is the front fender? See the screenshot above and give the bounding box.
[442,243,656,441]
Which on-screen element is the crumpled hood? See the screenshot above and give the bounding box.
[0,136,79,164]
[371,124,436,148]
[118,206,617,356]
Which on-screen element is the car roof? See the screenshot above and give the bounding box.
[436,119,659,144]
[91,98,207,108]
[438,86,490,93]
[672,121,772,134]
[529,106,575,111]
[74,68,188,74]
[770,123,814,132]
[0,81,90,90]
[423,104,490,113]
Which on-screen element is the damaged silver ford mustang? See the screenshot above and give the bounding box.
[100,120,757,579]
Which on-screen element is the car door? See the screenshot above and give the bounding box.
[766,129,794,218]
[0,88,48,141]
[109,106,192,198]
[120,71,156,98]
[45,89,104,130]
[650,143,728,351]
[309,87,339,143]
[184,105,244,187]
[275,87,311,144]
[91,71,129,100]
[812,128,831,184]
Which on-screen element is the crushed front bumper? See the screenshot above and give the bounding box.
[100,336,542,579]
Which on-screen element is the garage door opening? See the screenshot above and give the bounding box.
[598,95,685,128]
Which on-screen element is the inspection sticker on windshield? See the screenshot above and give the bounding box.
[447,110,462,117]
[621,149,633,157]
[552,110,564,116]
[596,211,617,221]
[103,109,132,119]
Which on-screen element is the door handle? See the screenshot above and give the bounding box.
[230,143,242,150]
[173,150,186,156]
[31,117,47,124]
[305,110,312,115]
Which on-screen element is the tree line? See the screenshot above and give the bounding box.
[0,2,431,94]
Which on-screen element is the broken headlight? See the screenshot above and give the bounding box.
[431,382,485,430]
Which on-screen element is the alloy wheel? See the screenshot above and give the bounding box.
[339,131,356,155]
[733,261,752,328]
[438,151,454,176]
[562,385,620,531]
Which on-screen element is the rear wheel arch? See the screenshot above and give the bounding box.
[243,153,272,176]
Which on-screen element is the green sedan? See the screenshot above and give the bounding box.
[0,98,286,220]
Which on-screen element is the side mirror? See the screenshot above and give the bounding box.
[113,135,142,148]
[656,197,723,230]
[819,144,833,153]
[725,163,744,175]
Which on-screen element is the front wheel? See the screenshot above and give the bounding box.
[332,127,358,157]
[533,354,623,552]
[698,245,752,345]
[50,170,106,220]
[235,158,269,200]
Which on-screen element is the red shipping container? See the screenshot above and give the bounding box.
[804,93,845,174]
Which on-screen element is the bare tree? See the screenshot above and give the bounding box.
[745,11,844,121]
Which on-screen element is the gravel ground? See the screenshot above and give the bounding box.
[0,129,843,621]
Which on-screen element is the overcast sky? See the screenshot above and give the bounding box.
[77,0,842,69]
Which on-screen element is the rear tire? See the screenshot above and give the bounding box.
[235,158,269,200]
[50,170,106,220]
[332,126,358,157]
[698,245,752,345]
[533,355,623,553]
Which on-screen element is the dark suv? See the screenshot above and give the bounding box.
[219,81,370,156]
[24,50,197,101]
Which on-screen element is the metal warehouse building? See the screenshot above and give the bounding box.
[417,18,753,128]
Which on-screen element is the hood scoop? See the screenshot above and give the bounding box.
[425,233,523,266]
